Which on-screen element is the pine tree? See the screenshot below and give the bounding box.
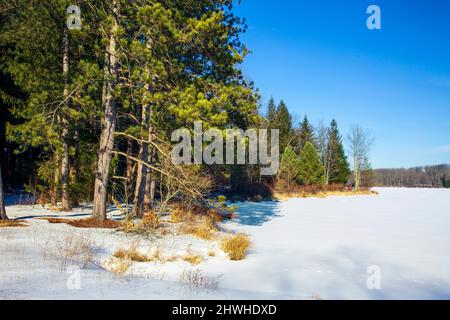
[280,146,300,192]
[266,97,277,128]
[297,115,315,152]
[326,120,350,184]
[90,0,260,218]
[360,157,374,188]
[92,0,120,220]
[276,100,293,152]
[1,0,102,208]
[298,142,325,186]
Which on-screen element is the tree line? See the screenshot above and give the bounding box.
[374,164,450,188]
[265,98,374,193]
[0,0,374,222]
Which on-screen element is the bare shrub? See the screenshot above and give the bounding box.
[47,233,95,271]
[180,268,218,291]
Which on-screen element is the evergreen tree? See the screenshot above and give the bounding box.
[266,97,277,128]
[1,0,102,208]
[90,0,260,218]
[279,146,300,192]
[298,142,324,186]
[276,100,293,152]
[297,115,315,152]
[360,157,374,188]
[326,120,350,184]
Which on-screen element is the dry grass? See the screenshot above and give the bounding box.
[45,233,95,271]
[42,217,121,229]
[141,211,160,229]
[182,252,203,265]
[107,258,132,274]
[112,241,178,264]
[180,268,218,291]
[112,239,154,263]
[207,249,216,257]
[207,209,224,223]
[181,218,218,240]
[220,233,250,261]
[274,188,378,200]
[0,220,28,228]
[120,212,162,236]
[113,248,152,262]
[170,207,194,223]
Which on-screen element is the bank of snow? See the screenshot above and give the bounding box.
[1,188,450,299]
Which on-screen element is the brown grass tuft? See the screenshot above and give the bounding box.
[42,217,121,229]
[181,218,218,240]
[113,248,152,262]
[207,209,224,223]
[108,258,132,274]
[220,234,250,261]
[142,211,160,229]
[0,220,28,228]
[170,207,193,223]
[207,249,216,257]
[182,252,203,265]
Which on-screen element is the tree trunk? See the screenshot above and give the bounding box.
[132,99,149,218]
[125,138,134,199]
[143,143,155,211]
[133,36,154,216]
[70,128,79,207]
[51,153,60,207]
[0,162,8,220]
[92,3,119,221]
[354,156,360,190]
[61,27,71,211]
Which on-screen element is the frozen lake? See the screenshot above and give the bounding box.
[225,187,450,299]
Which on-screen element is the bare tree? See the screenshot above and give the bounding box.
[374,164,450,187]
[315,121,330,183]
[0,162,8,220]
[346,125,374,190]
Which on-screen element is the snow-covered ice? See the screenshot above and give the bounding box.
[1,187,450,299]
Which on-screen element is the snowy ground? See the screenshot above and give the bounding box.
[1,187,450,300]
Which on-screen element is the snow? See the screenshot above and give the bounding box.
[1,188,450,299]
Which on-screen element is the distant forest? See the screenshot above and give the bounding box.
[374,164,450,188]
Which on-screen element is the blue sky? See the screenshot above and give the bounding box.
[234,0,450,168]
